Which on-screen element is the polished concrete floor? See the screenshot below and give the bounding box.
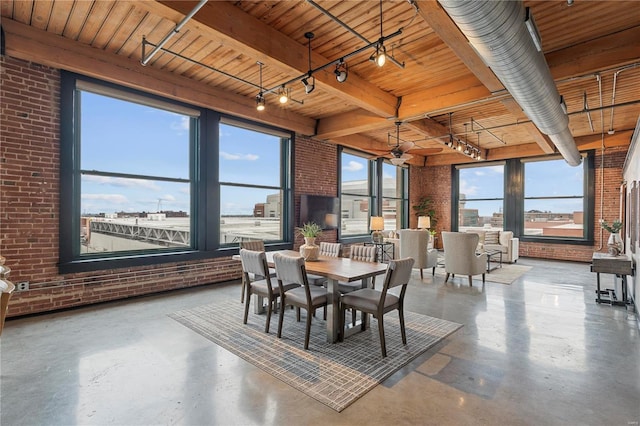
[1,258,639,425]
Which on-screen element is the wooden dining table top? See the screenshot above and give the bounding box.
[262,250,389,283]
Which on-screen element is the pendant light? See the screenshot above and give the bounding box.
[255,61,265,111]
[370,0,387,67]
[302,32,315,94]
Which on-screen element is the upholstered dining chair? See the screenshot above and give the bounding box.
[338,244,377,294]
[240,249,298,333]
[339,257,415,357]
[441,231,487,287]
[273,253,328,350]
[238,239,275,303]
[307,242,343,286]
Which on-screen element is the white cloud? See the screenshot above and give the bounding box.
[83,175,161,191]
[459,179,478,196]
[220,151,259,161]
[82,193,128,204]
[475,170,485,176]
[170,116,189,132]
[488,165,504,174]
[343,161,364,172]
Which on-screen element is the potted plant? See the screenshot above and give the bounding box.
[297,222,322,261]
[412,196,438,230]
[600,219,623,255]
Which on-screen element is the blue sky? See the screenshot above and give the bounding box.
[80,90,584,218]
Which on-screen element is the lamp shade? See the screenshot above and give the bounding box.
[417,216,431,229]
[370,216,384,231]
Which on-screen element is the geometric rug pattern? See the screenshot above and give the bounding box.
[170,299,462,412]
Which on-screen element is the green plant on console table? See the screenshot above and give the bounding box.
[600,219,622,233]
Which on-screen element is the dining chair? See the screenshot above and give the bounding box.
[238,239,276,303]
[273,253,328,350]
[307,242,343,286]
[339,257,415,357]
[337,244,378,325]
[240,249,298,333]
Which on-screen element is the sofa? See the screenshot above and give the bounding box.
[465,229,519,263]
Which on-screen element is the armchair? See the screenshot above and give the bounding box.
[399,229,438,279]
[441,231,487,287]
[466,229,519,263]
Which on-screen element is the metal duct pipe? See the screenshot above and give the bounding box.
[438,0,582,166]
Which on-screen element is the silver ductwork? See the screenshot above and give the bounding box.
[439,0,582,166]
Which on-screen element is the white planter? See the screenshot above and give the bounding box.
[300,237,319,261]
[607,232,623,256]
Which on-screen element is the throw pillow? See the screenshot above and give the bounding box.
[499,231,513,246]
[485,231,500,245]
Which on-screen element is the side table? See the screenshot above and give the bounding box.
[364,241,394,263]
[591,252,634,306]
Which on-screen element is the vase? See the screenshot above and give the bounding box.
[607,232,623,256]
[300,237,319,261]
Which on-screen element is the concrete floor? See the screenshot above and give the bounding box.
[1,257,639,425]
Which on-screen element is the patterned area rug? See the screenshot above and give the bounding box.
[170,299,462,412]
[434,263,532,285]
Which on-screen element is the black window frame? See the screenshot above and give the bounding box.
[59,72,293,273]
[452,152,595,245]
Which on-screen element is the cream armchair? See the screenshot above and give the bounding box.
[441,231,487,286]
[399,229,438,279]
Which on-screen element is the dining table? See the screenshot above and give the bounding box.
[236,249,389,343]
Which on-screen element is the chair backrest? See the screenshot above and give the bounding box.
[239,249,268,277]
[399,229,429,267]
[319,242,342,257]
[441,231,486,275]
[350,245,377,262]
[273,253,307,287]
[381,257,415,291]
[239,239,265,251]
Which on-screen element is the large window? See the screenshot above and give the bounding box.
[339,150,408,239]
[523,157,585,238]
[457,164,505,231]
[453,154,593,243]
[60,73,291,272]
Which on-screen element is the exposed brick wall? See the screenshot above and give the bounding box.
[0,58,241,316]
[410,164,451,249]
[293,135,338,246]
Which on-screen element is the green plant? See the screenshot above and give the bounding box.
[600,219,622,233]
[297,222,323,238]
[412,196,438,229]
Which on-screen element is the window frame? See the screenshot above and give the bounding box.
[59,72,293,273]
[452,153,595,245]
[338,148,409,243]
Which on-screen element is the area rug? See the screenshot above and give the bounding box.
[434,263,532,285]
[169,299,462,412]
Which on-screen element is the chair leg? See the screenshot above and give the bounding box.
[265,297,273,333]
[240,276,246,304]
[420,268,423,279]
[277,298,286,338]
[432,266,435,276]
[296,307,301,322]
[323,305,327,320]
[482,273,485,283]
[378,316,387,358]
[352,308,357,326]
[339,305,346,342]
[398,307,407,345]
[243,290,251,324]
[304,309,312,350]
[468,275,473,287]
[445,273,450,283]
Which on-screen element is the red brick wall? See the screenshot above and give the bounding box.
[294,135,338,246]
[410,164,451,249]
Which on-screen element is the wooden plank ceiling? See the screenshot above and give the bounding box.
[2,0,639,166]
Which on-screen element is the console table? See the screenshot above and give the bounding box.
[591,252,634,306]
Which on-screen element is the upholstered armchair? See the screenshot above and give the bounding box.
[441,231,487,286]
[399,229,438,279]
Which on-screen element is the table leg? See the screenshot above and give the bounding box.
[326,278,340,343]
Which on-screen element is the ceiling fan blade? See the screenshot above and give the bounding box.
[399,141,414,153]
[400,153,413,160]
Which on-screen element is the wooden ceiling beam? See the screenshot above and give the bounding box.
[500,98,556,153]
[158,1,399,118]
[1,18,316,135]
[316,111,388,140]
[547,26,640,80]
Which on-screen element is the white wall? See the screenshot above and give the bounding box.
[623,116,640,326]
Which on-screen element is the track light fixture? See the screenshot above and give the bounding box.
[370,0,387,67]
[256,61,265,112]
[278,86,289,104]
[334,60,348,83]
[301,76,315,94]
